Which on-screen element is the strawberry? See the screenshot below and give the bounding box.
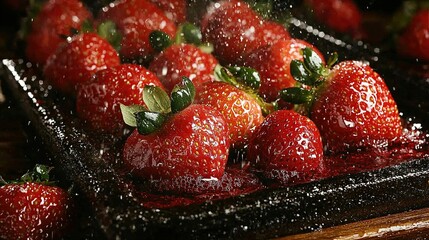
[247,110,324,185]
[195,81,264,148]
[150,0,187,24]
[257,20,291,46]
[305,0,363,37]
[396,9,429,62]
[0,165,74,240]
[43,32,120,96]
[97,0,177,62]
[201,0,264,64]
[280,48,403,152]
[241,38,325,102]
[148,43,218,94]
[121,78,230,193]
[24,0,92,65]
[76,64,164,135]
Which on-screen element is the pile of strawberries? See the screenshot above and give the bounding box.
[4,0,429,238]
[22,0,409,194]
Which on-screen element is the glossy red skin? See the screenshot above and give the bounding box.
[43,33,120,96]
[123,104,230,182]
[247,110,324,185]
[201,0,264,64]
[305,0,362,35]
[0,182,73,240]
[25,0,92,65]
[242,38,325,102]
[257,20,291,46]
[76,64,164,134]
[195,82,264,147]
[98,0,177,61]
[311,61,403,152]
[148,44,218,93]
[397,9,429,62]
[150,0,186,24]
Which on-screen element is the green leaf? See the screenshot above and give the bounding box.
[143,86,171,114]
[326,51,338,69]
[20,164,52,183]
[198,42,214,54]
[135,111,166,135]
[149,30,172,52]
[171,77,195,113]
[182,22,202,45]
[120,104,147,127]
[97,20,122,51]
[227,66,261,90]
[290,60,310,84]
[302,47,324,73]
[279,87,313,104]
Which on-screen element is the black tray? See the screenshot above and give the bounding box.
[2,12,429,240]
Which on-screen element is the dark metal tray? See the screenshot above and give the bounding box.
[2,11,429,240]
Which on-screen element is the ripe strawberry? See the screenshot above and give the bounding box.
[97,0,177,62]
[280,48,403,152]
[257,20,291,46]
[149,43,218,94]
[396,9,429,62]
[201,0,264,64]
[150,0,187,24]
[43,32,120,96]
[195,81,264,147]
[25,0,92,65]
[305,0,363,37]
[76,64,164,135]
[0,165,74,240]
[247,110,324,185]
[121,79,230,191]
[241,38,325,102]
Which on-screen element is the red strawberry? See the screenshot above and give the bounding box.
[150,0,187,24]
[280,48,403,152]
[195,81,264,147]
[201,0,264,64]
[121,79,230,189]
[242,38,325,102]
[396,9,429,62]
[97,0,177,62]
[257,20,291,46]
[149,43,218,94]
[247,110,324,185]
[305,0,363,37]
[76,64,164,135]
[25,0,92,65]
[43,32,120,96]
[0,165,74,240]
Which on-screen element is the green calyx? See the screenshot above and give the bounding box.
[388,0,429,34]
[280,47,337,114]
[96,20,122,51]
[150,23,214,53]
[120,77,196,135]
[215,65,277,116]
[0,164,54,186]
